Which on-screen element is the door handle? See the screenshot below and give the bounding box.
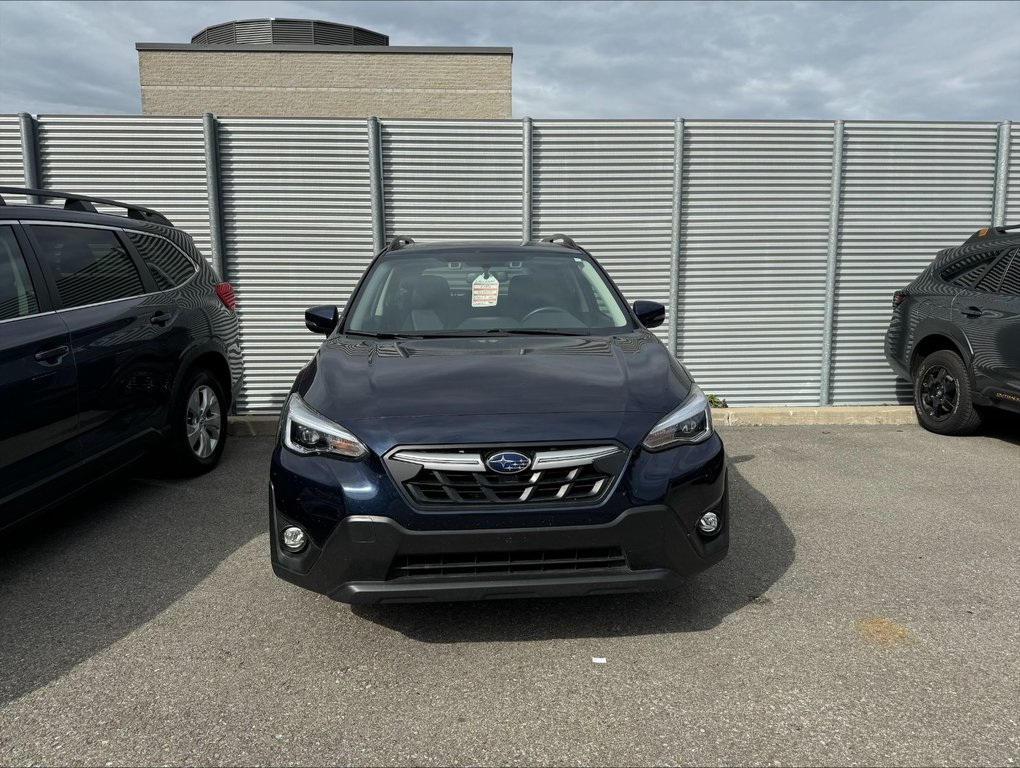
[150,310,173,327]
[35,345,69,365]
[960,306,984,318]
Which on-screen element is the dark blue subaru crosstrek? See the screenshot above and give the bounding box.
[270,235,728,604]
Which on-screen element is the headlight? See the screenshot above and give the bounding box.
[642,384,713,450]
[281,393,368,459]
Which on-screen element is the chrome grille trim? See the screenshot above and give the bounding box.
[390,451,486,472]
[531,446,622,469]
[391,445,621,473]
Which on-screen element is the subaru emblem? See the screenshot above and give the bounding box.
[486,451,531,474]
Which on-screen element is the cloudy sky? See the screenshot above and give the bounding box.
[1,0,1017,119]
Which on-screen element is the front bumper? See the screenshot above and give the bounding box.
[271,500,727,604]
[269,435,729,604]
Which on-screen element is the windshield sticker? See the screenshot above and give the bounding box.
[471,274,500,307]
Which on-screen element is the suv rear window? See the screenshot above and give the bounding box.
[127,232,196,290]
[32,225,145,308]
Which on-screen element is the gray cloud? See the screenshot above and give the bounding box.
[1,0,1017,119]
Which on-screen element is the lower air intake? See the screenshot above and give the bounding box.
[387,547,628,580]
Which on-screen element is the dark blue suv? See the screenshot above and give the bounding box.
[270,236,728,604]
[0,187,242,530]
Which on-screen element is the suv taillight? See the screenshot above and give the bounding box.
[892,289,908,308]
[216,282,236,310]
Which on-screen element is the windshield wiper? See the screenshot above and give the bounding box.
[485,328,588,336]
[345,329,589,340]
[344,331,425,340]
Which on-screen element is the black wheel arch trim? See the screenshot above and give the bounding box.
[169,340,234,411]
[910,319,974,371]
[909,321,989,405]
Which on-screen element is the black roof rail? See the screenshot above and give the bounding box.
[965,223,1020,243]
[0,186,173,227]
[538,233,583,251]
[385,236,416,252]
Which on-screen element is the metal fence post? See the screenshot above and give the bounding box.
[18,113,41,203]
[367,117,385,251]
[819,120,845,406]
[668,118,685,357]
[992,121,1011,227]
[522,117,533,244]
[202,113,226,280]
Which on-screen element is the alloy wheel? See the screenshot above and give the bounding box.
[186,384,221,458]
[919,365,958,421]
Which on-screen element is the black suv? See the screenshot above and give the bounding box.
[0,187,243,529]
[885,224,1020,434]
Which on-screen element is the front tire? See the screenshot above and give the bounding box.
[168,369,227,474]
[913,350,982,436]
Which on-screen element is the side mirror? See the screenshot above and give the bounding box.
[305,305,339,335]
[633,300,665,329]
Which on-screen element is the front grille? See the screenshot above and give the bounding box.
[386,444,625,508]
[408,464,611,505]
[387,547,628,579]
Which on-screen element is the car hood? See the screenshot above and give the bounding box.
[298,332,691,426]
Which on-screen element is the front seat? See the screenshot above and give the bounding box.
[403,275,449,331]
[507,275,552,320]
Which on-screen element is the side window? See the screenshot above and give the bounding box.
[0,227,39,321]
[126,231,196,291]
[972,251,1012,293]
[941,251,997,289]
[31,225,145,309]
[999,250,1020,297]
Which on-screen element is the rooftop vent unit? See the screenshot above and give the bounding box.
[191,19,389,46]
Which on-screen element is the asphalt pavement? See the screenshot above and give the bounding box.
[1,424,1018,766]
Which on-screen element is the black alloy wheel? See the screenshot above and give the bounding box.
[913,349,982,436]
[918,364,958,421]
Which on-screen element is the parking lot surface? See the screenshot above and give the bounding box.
[1,424,1018,766]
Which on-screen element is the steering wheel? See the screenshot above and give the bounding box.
[522,306,564,322]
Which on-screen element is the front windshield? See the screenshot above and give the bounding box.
[343,251,632,336]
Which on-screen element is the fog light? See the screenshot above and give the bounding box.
[697,511,720,535]
[281,526,307,552]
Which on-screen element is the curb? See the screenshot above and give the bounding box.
[710,405,916,427]
[227,406,917,435]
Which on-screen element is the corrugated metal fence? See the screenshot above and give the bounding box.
[2,114,1015,413]
[678,121,834,406]
[1008,122,1020,225]
[217,118,372,411]
[0,116,26,204]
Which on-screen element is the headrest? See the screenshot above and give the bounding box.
[508,274,542,298]
[411,275,449,309]
[508,274,557,309]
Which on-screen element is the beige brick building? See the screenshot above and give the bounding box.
[137,20,512,119]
